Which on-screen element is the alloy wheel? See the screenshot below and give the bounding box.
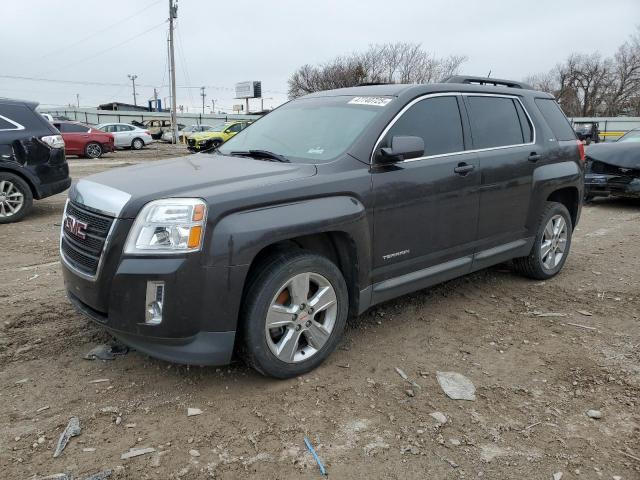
[264,272,338,363]
[0,180,24,218]
[86,143,102,158]
[540,214,568,269]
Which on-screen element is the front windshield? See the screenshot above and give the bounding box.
[218,96,389,163]
[618,130,640,143]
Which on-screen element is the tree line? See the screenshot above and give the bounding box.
[288,30,640,117]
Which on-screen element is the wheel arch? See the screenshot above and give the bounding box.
[547,186,580,228]
[0,166,40,198]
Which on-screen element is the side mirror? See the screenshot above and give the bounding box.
[378,135,424,163]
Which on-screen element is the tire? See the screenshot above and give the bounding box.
[0,172,33,223]
[131,138,144,150]
[240,250,349,378]
[85,142,103,159]
[513,202,572,280]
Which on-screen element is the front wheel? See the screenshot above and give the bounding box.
[240,251,349,378]
[513,202,572,280]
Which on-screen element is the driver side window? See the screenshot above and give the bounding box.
[383,96,465,158]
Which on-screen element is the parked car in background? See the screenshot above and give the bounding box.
[584,128,640,200]
[187,120,252,152]
[61,77,584,378]
[0,98,70,223]
[53,121,114,158]
[573,121,600,144]
[143,119,185,139]
[161,124,218,143]
[97,123,154,150]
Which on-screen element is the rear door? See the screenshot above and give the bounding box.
[371,94,480,286]
[463,94,537,253]
[57,122,90,154]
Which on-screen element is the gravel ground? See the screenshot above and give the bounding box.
[1,143,639,479]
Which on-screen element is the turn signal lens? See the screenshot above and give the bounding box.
[187,225,202,248]
[192,204,205,221]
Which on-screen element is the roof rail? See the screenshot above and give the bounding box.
[443,76,532,90]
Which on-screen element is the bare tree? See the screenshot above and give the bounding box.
[288,42,467,98]
[526,27,640,117]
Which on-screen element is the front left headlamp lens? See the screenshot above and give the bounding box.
[124,198,207,254]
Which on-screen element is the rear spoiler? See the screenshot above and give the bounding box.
[443,76,532,90]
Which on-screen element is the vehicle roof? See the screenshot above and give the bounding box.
[0,97,39,109]
[303,82,553,99]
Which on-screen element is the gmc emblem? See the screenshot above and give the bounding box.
[64,215,88,240]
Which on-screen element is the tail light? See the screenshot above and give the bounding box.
[577,141,585,161]
[41,134,65,149]
[145,130,151,136]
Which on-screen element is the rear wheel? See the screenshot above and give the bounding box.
[241,251,349,378]
[131,138,144,150]
[513,202,572,280]
[0,173,33,223]
[85,142,103,159]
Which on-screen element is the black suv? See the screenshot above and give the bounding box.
[0,98,71,223]
[61,77,583,378]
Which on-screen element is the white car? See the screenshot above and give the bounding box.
[96,123,154,150]
[161,124,217,143]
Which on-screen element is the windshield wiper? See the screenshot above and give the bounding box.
[230,150,290,163]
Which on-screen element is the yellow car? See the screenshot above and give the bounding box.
[187,121,252,152]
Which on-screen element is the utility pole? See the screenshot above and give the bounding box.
[200,86,206,115]
[211,99,215,114]
[128,74,138,106]
[168,0,178,143]
[76,93,80,108]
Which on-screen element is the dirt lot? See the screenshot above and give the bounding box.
[1,143,639,479]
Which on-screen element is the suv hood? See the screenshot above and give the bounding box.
[69,153,317,218]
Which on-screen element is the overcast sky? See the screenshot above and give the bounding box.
[1,0,638,113]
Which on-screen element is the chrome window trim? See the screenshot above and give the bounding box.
[369,92,536,164]
[59,199,118,282]
[0,114,25,132]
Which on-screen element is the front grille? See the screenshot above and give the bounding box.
[61,201,115,276]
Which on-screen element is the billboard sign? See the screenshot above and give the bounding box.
[235,81,262,99]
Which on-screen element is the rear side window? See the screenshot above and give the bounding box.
[514,100,533,142]
[0,115,23,131]
[535,98,576,141]
[60,123,90,133]
[384,96,464,156]
[466,96,525,149]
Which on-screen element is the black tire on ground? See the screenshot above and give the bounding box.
[513,201,573,280]
[0,172,33,223]
[240,250,349,378]
[131,138,144,150]
[584,194,595,204]
[85,142,103,159]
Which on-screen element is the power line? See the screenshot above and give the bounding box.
[37,0,162,60]
[40,20,167,76]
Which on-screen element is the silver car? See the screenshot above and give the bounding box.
[96,123,154,150]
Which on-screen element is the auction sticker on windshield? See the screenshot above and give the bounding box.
[348,96,393,107]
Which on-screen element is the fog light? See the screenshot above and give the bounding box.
[145,281,164,325]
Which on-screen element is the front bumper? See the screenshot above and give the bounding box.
[62,250,250,366]
[585,173,640,198]
[67,291,235,365]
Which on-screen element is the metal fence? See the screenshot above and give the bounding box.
[38,108,261,127]
[569,117,640,142]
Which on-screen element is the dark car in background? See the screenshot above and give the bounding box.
[584,128,640,200]
[0,98,71,223]
[53,121,115,159]
[573,121,600,144]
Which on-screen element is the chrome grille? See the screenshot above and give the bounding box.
[61,201,114,277]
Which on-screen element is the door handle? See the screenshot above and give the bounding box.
[454,163,475,175]
[528,152,541,162]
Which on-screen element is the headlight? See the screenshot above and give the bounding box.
[124,198,207,254]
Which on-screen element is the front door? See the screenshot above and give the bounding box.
[371,95,480,288]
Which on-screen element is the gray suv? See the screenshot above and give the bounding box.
[61,76,584,378]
